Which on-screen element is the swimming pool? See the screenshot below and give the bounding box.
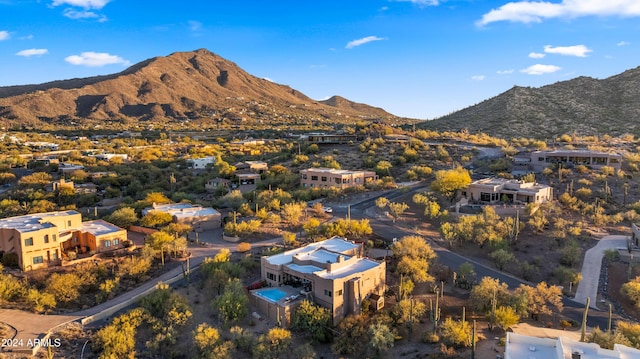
[255,288,287,303]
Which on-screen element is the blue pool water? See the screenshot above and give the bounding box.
[255,288,287,303]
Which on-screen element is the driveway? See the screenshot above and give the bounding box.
[573,235,629,309]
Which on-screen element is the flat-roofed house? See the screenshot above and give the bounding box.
[462,178,553,204]
[505,332,640,359]
[529,150,622,172]
[63,219,127,255]
[143,203,221,231]
[187,156,216,169]
[300,167,378,189]
[256,237,386,325]
[0,211,126,271]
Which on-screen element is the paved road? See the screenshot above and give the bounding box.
[0,236,281,355]
[340,187,616,330]
[0,182,626,355]
[574,235,629,309]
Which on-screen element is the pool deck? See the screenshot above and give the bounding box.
[251,285,306,306]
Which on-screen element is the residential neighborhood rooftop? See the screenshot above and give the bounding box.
[0,210,80,232]
[80,220,124,236]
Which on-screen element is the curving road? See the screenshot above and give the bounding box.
[0,182,626,355]
[337,184,617,330]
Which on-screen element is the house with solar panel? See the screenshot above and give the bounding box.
[252,236,386,326]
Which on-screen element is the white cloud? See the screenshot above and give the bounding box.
[544,44,592,57]
[520,64,561,75]
[20,34,34,40]
[529,52,546,59]
[497,69,515,75]
[346,36,385,49]
[395,0,440,5]
[52,0,110,9]
[471,75,486,81]
[617,41,630,46]
[0,30,10,41]
[65,52,129,67]
[188,20,202,32]
[16,48,48,57]
[63,8,106,21]
[477,0,640,26]
[380,6,389,11]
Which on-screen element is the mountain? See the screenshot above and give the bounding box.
[418,66,640,139]
[0,49,399,128]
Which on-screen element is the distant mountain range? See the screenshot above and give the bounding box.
[0,49,398,128]
[418,66,640,139]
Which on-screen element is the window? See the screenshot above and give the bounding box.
[302,174,308,179]
[480,192,491,202]
[44,235,49,243]
[267,272,276,281]
[311,175,318,181]
[24,238,34,246]
[336,289,343,296]
[321,176,327,182]
[104,240,112,247]
[114,238,120,245]
[32,256,43,264]
[355,178,361,183]
[52,234,57,242]
[324,289,332,297]
[52,252,58,261]
[67,220,71,227]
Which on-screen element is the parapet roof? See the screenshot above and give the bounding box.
[81,220,125,236]
[301,167,374,175]
[265,237,359,266]
[0,210,80,233]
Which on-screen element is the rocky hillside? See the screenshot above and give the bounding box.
[418,66,640,139]
[0,49,399,128]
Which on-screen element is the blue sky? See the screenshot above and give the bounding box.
[1,0,639,119]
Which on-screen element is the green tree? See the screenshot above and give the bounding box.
[489,249,515,271]
[375,197,389,209]
[105,207,138,228]
[45,272,83,304]
[253,327,292,359]
[332,315,368,356]
[26,288,56,313]
[440,317,473,347]
[281,201,306,227]
[18,172,52,188]
[293,300,333,343]
[615,321,640,349]
[588,327,632,350]
[621,276,640,310]
[193,323,235,359]
[516,282,563,321]
[430,167,471,201]
[469,277,512,314]
[214,278,248,325]
[221,190,246,210]
[367,322,395,356]
[392,235,436,283]
[302,218,320,239]
[493,306,519,331]
[375,160,393,176]
[140,210,173,228]
[93,308,148,359]
[394,298,427,331]
[388,202,409,223]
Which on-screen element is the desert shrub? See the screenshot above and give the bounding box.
[237,242,251,253]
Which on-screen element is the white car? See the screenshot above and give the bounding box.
[323,206,333,213]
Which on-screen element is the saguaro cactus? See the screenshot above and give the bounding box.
[430,290,441,333]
